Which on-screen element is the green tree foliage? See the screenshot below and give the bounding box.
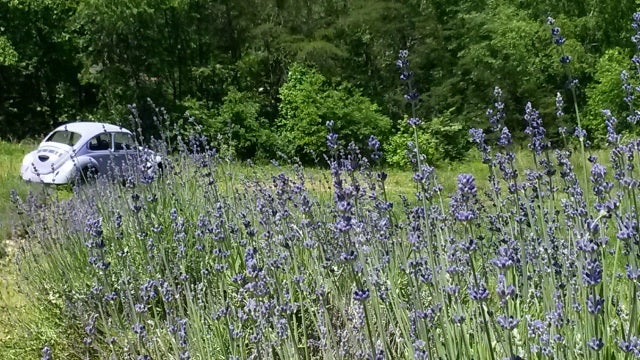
[386,110,469,168]
[73,0,251,122]
[184,87,275,160]
[277,63,391,163]
[0,0,82,138]
[452,4,584,134]
[0,36,17,65]
[584,48,631,143]
[2,0,640,165]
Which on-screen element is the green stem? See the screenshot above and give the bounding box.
[469,255,496,360]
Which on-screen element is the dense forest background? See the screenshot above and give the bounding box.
[1,0,639,165]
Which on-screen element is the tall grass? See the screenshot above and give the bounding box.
[0,140,80,359]
[0,140,36,241]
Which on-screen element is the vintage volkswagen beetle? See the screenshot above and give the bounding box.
[20,122,162,184]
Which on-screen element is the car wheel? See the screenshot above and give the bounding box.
[76,166,99,185]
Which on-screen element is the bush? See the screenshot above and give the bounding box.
[181,87,276,160]
[277,63,391,163]
[583,48,630,145]
[386,110,469,168]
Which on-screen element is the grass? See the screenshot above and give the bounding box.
[0,140,78,359]
[0,140,36,241]
[0,141,31,357]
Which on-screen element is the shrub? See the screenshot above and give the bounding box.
[386,110,469,168]
[277,63,391,163]
[182,87,276,160]
[583,48,630,144]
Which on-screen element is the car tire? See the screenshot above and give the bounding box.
[76,165,99,185]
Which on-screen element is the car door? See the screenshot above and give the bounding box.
[86,132,113,175]
[112,132,138,177]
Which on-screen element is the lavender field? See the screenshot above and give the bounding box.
[8,13,640,360]
[8,107,640,359]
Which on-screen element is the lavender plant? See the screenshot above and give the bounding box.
[10,12,640,360]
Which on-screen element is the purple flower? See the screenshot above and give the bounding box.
[468,283,490,301]
[103,291,118,302]
[497,127,512,147]
[469,128,485,144]
[486,87,505,131]
[404,91,419,101]
[617,336,640,353]
[632,13,640,49]
[555,92,564,118]
[368,135,382,160]
[353,288,370,302]
[451,173,479,222]
[626,264,640,281]
[524,102,549,155]
[400,70,413,81]
[582,258,603,286]
[574,126,587,140]
[457,173,477,196]
[602,109,620,144]
[452,314,466,324]
[587,337,604,351]
[132,323,147,338]
[590,162,612,198]
[491,246,516,269]
[496,315,520,330]
[527,317,546,338]
[408,117,422,126]
[469,128,492,164]
[85,217,103,238]
[340,250,357,261]
[587,294,604,315]
[496,273,516,300]
[41,346,52,360]
[617,216,638,240]
[326,131,338,149]
[396,49,409,68]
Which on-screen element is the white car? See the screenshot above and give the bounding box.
[21,122,162,184]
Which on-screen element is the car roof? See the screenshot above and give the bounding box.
[53,122,132,135]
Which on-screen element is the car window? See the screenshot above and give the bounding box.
[113,132,136,151]
[45,130,82,146]
[87,133,112,151]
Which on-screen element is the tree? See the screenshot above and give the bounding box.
[0,0,83,139]
[0,36,17,66]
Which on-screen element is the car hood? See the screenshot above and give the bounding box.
[28,142,74,175]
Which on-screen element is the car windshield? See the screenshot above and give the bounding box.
[44,130,82,146]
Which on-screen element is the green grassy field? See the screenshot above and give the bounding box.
[0,141,31,240]
[0,141,34,358]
